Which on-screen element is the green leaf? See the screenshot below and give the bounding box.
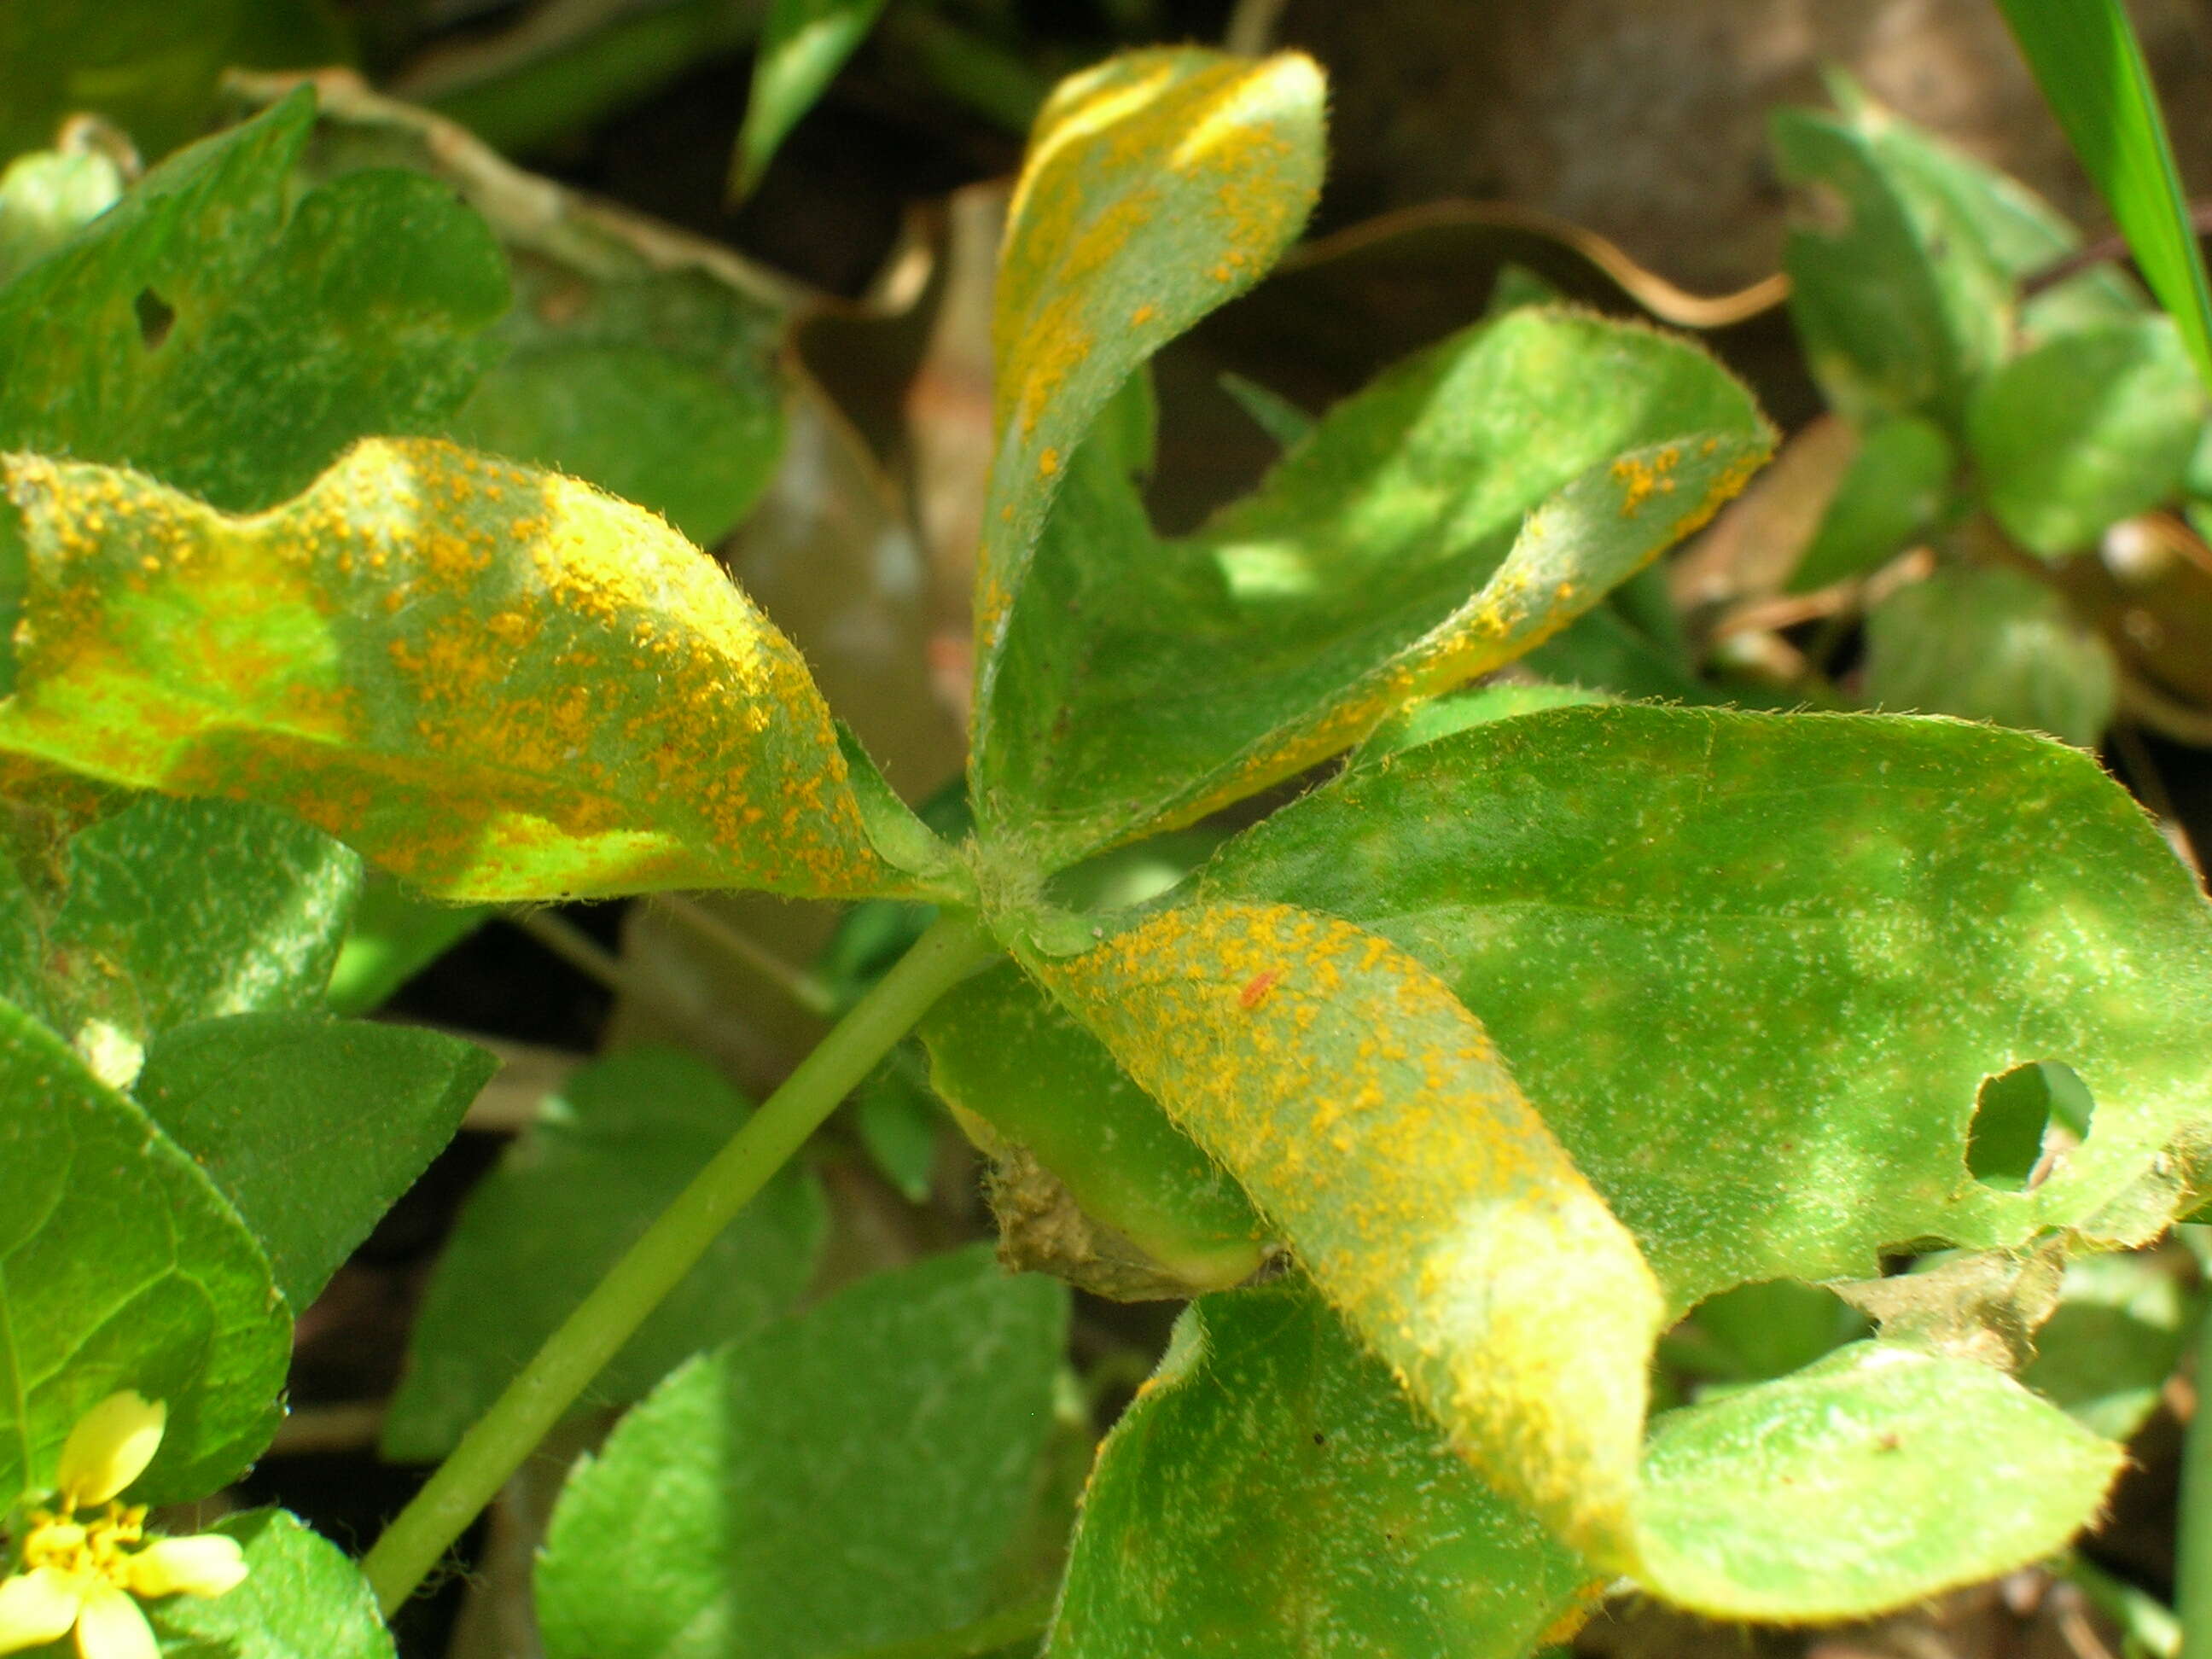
[1216,371,1316,451]
[0,995,287,1506]
[0,440,935,902]
[0,794,360,1080]
[1772,101,2011,427]
[535,1246,1070,1659]
[382,1045,825,1462]
[1048,1279,1595,1659]
[971,49,1324,728]
[1031,901,1664,1569]
[1202,704,2212,1309]
[923,961,1268,1296]
[1995,0,2212,393]
[1818,79,2143,340]
[448,344,779,550]
[1787,415,1955,592]
[1968,317,2205,556]
[1522,604,1712,704]
[0,144,124,287]
[0,0,349,167]
[0,3,239,167]
[134,1012,494,1312]
[0,91,509,515]
[267,76,791,550]
[1352,682,1612,768]
[2023,1249,2197,1440]
[152,1508,395,1659]
[731,0,894,201]
[1637,1342,2122,1618]
[853,1045,942,1204]
[1664,1280,1866,1386]
[976,309,1771,869]
[1863,563,2116,748]
[323,870,490,1017]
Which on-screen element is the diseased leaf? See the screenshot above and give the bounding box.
[1032,900,1663,1568]
[383,1046,825,1462]
[1047,1279,1595,1659]
[1864,563,2116,748]
[1832,1246,2067,1377]
[731,0,894,201]
[0,91,509,515]
[153,1508,394,1659]
[0,440,938,902]
[923,960,1268,1296]
[972,48,1324,715]
[0,995,287,1506]
[134,1012,494,1312]
[1968,317,2205,556]
[536,1247,1070,1659]
[1202,704,2212,1308]
[0,794,359,1080]
[976,310,1771,868]
[1637,1342,2122,1618]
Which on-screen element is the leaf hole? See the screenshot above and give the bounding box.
[133,287,175,350]
[1967,1061,2093,1191]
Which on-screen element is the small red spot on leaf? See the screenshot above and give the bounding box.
[1239,969,1282,1009]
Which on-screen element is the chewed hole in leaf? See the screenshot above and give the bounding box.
[1968,1061,2094,1191]
[133,287,175,350]
[1660,1278,1868,1389]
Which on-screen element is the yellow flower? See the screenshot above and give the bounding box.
[0,1394,248,1659]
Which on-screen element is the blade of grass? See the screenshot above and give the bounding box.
[1994,0,2212,392]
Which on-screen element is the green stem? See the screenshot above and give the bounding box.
[2182,1300,2212,1659]
[361,910,997,1615]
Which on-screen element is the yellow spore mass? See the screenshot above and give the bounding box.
[0,440,905,903]
[974,49,1324,684]
[1037,899,1662,1569]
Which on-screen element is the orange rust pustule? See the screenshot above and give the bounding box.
[0,440,898,902]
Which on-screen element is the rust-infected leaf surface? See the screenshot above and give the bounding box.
[1032,899,1662,1569]
[974,311,1773,871]
[974,48,1324,721]
[0,440,927,902]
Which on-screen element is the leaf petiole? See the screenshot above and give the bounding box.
[359,909,998,1615]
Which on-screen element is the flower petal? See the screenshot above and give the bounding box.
[72,1583,156,1659]
[56,1394,166,1507]
[0,1568,83,1655]
[129,1534,247,1599]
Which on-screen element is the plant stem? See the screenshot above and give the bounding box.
[361,910,997,1615]
[507,909,630,995]
[648,893,838,1018]
[2180,1300,2212,1659]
